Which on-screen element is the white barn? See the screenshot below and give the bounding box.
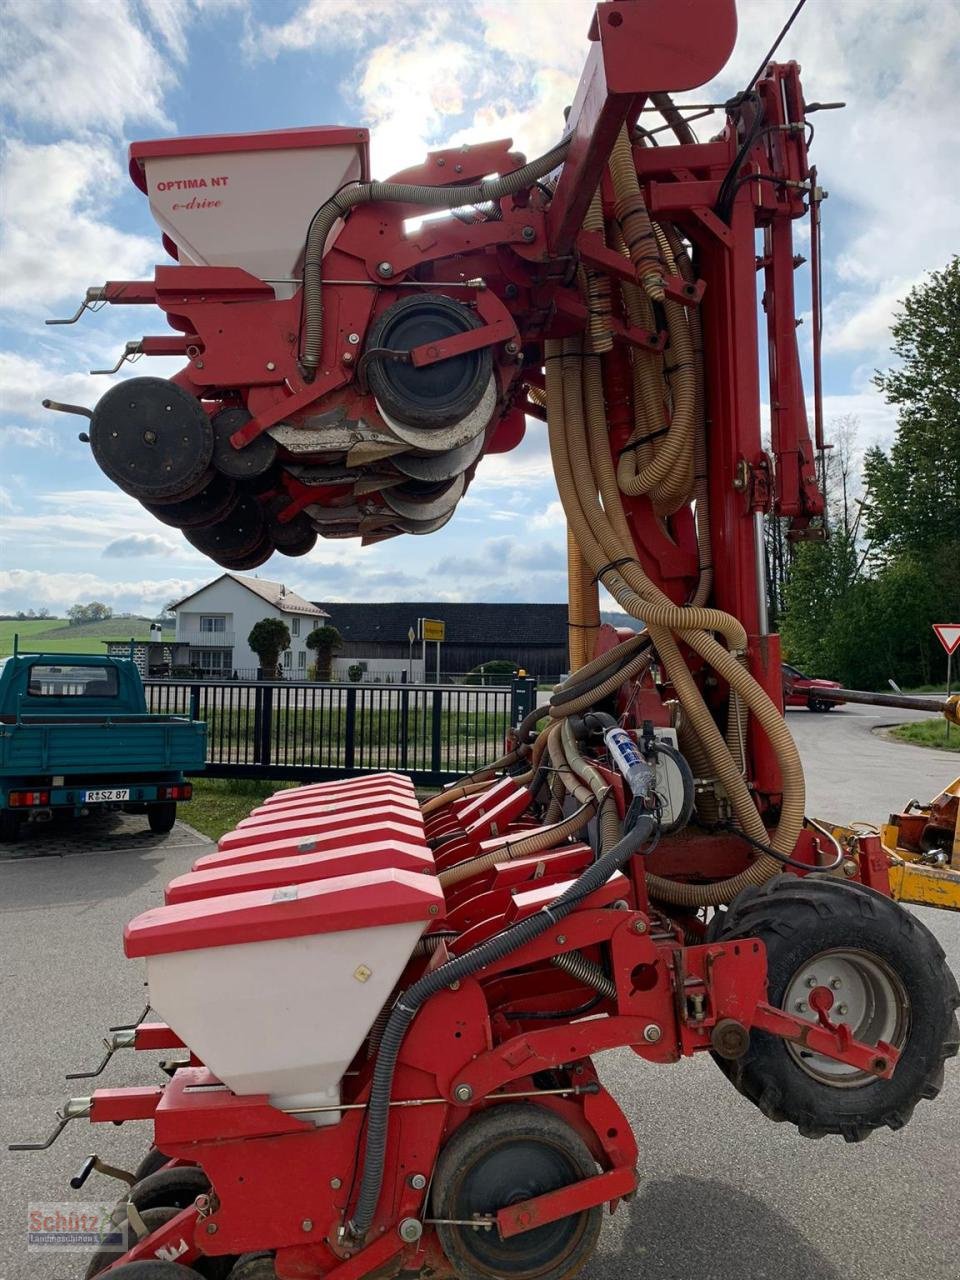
[169,574,328,677]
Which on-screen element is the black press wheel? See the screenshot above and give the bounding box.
[707,874,959,1141]
[226,1256,277,1279]
[431,1104,602,1280]
[211,409,278,480]
[127,1165,210,1212]
[90,378,214,503]
[132,1147,174,1182]
[147,802,177,835]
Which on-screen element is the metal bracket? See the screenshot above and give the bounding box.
[8,1097,92,1151]
[46,286,107,326]
[91,340,144,375]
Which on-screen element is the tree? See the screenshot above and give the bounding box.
[866,256,960,557]
[67,601,113,626]
[248,618,291,677]
[306,625,342,682]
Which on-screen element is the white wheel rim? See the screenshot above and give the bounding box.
[782,947,910,1086]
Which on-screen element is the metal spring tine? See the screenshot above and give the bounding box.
[42,399,93,420]
[46,287,107,325]
[91,340,143,375]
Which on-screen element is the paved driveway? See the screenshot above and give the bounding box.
[0,708,956,1280]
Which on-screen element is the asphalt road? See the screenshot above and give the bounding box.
[0,706,956,1280]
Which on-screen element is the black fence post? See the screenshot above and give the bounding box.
[430,689,443,777]
[400,688,410,772]
[189,684,201,722]
[254,684,273,769]
[344,686,357,772]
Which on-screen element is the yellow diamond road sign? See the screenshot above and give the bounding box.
[421,619,445,642]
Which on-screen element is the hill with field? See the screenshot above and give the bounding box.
[0,617,175,656]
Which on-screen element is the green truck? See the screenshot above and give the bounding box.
[0,648,206,842]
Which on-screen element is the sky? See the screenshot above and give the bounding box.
[1,0,957,617]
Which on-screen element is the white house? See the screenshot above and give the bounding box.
[169,574,329,677]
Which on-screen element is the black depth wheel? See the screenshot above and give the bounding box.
[212,409,278,479]
[185,496,267,562]
[707,874,959,1140]
[90,377,213,502]
[84,1208,183,1279]
[144,474,238,530]
[431,1104,602,1280]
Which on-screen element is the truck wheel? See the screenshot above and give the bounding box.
[431,1104,602,1280]
[0,810,22,842]
[148,802,177,834]
[708,874,959,1141]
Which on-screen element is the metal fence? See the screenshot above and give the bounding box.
[144,676,539,787]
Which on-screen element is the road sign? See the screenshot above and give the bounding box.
[933,624,960,656]
[421,618,445,642]
[407,626,416,644]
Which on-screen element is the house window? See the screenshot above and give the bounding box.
[283,649,292,668]
[196,649,231,673]
[200,616,226,633]
[292,617,300,638]
[297,650,306,670]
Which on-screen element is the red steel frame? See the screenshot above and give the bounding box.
[33,6,889,1277]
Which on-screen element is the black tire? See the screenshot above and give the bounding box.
[84,1208,183,1279]
[0,810,22,842]
[128,1165,210,1213]
[807,697,832,712]
[92,1264,205,1279]
[226,1255,276,1279]
[132,1147,175,1182]
[148,802,177,835]
[708,874,959,1141]
[431,1103,602,1280]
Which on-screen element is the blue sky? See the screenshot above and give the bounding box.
[1,0,957,617]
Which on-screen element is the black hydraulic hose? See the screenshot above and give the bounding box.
[346,814,658,1240]
[550,639,650,708]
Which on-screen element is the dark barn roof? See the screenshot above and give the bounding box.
[313,602,568,648]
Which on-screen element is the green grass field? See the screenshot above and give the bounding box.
[0,618,174,657]
[183,778,296,841]
[889,719,959,753]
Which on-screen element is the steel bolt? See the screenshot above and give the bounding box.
[377,261,394,278]
[643,1024,662,1043]
[448,980,460,991]
[409,1173,427,1190]
[347,332,360,344]
[805,976,818,989]
[836,1003,849,1016]
[632,920,647,934]
[556,935,566,945]
[428,904,440,915]
[399,1218,423,1243]
[205,1223,218,1235]
[521,225,536,242]
[454,1083,473,1103]
[330,1177,342,1189]
[842,859,858,877]
[266,361,276,371]
[342,352,355,364]
[302,1219,314,1232]
[505,340,520,355]
[830,977,842,989]
[795,1001,808,1013]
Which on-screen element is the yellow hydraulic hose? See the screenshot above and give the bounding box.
[567,525,601,671]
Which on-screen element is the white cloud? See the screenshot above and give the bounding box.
[0,351,108,420]
[0,0,176,134]
[0,140,157,312]
[0,425,58,452]
[103,532,179,558]
[0,568,205,616]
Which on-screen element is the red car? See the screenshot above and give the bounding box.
[781,663,845,712]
